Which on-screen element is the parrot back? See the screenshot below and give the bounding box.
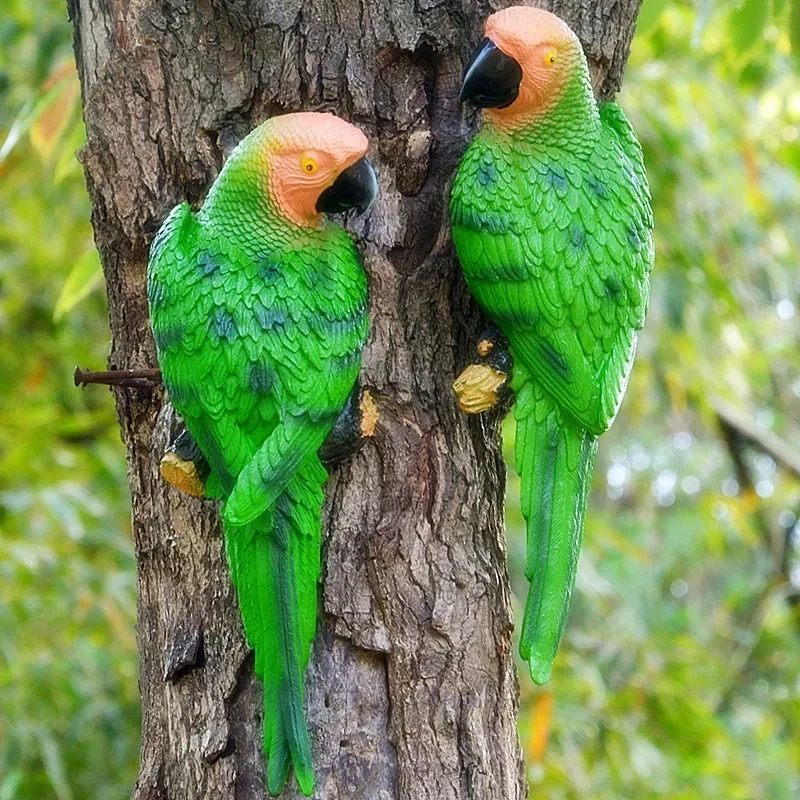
[148,206,368,493]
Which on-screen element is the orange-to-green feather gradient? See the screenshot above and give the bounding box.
[451,7,654,684]
[147,113,371,795]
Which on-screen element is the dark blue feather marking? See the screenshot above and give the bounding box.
[213,309,238,341]
[627,226,643,251]
[478,162,498,187]
[148,278,166,308]
[258,259,282,283]
[588,175,608,199]
[255,307,288,332]
[197,250,221,276]
[250,363,277,396]
[154,322,185,351]
[604,276,622,298]
[546,166,567,192]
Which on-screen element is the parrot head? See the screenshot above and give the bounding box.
[459,6,585,130]
[256,112,378,227]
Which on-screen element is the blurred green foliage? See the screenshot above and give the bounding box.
[513,2,800,798]
[0,3,139,800]
[1,0,799,798]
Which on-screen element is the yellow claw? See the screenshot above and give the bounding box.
[160,450,206,498]
[476,338,495,358]
[453,363,508,414]
[359,389,379,437]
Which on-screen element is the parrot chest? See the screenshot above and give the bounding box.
[451,132,651,332]
[149,221,368,432]
[450,129,653,433]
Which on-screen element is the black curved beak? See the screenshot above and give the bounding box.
[316,156,378,215]
[459,38,523,109]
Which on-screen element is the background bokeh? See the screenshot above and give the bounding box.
[2,0,799,797]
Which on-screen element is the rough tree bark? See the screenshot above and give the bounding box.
[68,0,642,797]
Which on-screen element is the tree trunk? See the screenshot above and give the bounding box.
[67,0,642,797]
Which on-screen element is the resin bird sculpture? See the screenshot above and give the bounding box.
[147,112,378,796]
[451,7,654,685]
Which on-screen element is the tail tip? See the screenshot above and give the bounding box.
[296,767,314,797]
[528,657,553,686]
[267,769,313,798]
[265,739,315,797]
[266,756,289,797]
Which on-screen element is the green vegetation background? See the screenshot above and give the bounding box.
[2,0,799,797]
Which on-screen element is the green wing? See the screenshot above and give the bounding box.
[149,215,367,496]
[452,126,654,435]
[599,101,652,219]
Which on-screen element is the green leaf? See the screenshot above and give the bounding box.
[54,116,86,185]
[53,247,103,322]
[29,76,79,162]
[728,0,771,56]
[638,0,669,34]
[0,98,35,163]
[37,732,74,800]
[693,0,717,46]
[0,64,80,166]
[791,0,800,51]
[0,770,23,800]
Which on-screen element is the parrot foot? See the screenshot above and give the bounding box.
[318,384,379,466]
[453,325,513,414]
[160,452,206,498]
[160,428,209,498]
[453,363,509,414]
[161,384,379,497]
[359,389,379,438]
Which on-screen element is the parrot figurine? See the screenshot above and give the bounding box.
[451,7,654,685]
[147,112,378,796]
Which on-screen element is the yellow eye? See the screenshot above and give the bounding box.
[545,50,558,66]
[300,156,318,174]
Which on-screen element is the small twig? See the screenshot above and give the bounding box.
[74,366,163,389]
[716,413,773,552]
[713,397,800,712]
[712,395,800,481]
[714,579,788,714]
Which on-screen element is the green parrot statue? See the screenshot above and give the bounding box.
[147,111,378,796]
[451,7,654,685]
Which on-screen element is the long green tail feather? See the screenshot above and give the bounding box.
[514,381,598,685]
[223,458,326,797]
